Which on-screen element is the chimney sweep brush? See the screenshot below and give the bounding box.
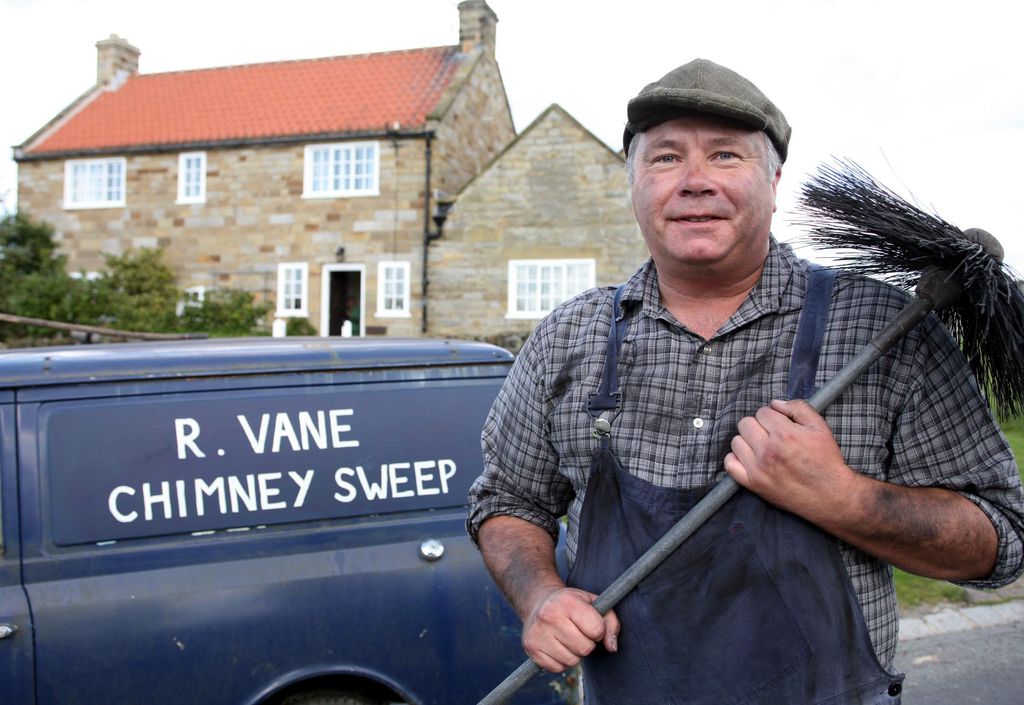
[795,159,1024,419]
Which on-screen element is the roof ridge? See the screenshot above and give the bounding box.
[133,44,460,80]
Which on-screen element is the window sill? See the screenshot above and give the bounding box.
[302,189,380,199]
[63,201,126,210]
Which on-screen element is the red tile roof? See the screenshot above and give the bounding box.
[25,46,463,156]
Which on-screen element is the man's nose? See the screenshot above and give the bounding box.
[677,161,716,196]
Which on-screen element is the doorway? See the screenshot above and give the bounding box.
[320,264,365,337]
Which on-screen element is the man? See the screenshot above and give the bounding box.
[468,59,1024,704]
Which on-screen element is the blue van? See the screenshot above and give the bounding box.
[0,338,574,705]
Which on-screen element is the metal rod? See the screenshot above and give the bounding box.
[810,296,933,410]
[0,312,208,341]
[475,293,938,705]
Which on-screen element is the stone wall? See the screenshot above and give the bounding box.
[430,50,516,199]
[16,138,431,337]
[427,105,649,349]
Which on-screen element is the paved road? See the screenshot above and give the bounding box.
[895,618,1024,704]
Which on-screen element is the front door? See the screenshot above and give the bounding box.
[321,264,365,337]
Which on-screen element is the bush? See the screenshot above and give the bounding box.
[285,317,318,336]
[1,212,272,343]
[180,289,272,337]
[5,271,96,323]
[80,248,178,332]
[94,250,271,336]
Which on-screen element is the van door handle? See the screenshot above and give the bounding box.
[419,539,445,561]
[0,624,17,639]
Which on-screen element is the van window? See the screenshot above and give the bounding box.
[41,379,498,545]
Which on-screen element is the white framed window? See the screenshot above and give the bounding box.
[276,263,309,317]
[377,261,411,317]
[63,157,126,209]
[177,151,207,204]
[303,141,379,198]
[175,285,206,316]
[507,259,596,319]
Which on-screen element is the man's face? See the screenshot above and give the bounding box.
[629,114,780,281]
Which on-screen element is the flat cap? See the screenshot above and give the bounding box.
[624,58,791,162]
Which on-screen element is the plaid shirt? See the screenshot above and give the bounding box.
[468,239,1024,668]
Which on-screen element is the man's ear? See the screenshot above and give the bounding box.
[771,167,782,213]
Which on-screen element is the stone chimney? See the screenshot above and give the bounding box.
[458,0,497,55]
[96,34,140,86]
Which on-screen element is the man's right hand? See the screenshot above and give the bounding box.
[522,586,620,672]
[476,516,621,673]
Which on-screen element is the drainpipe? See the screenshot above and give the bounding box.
[422,134,434,334]
[421,133,453,334]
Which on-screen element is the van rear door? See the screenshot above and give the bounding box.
[0,391,34,705]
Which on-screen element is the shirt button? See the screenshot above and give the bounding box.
[692,417,704,429]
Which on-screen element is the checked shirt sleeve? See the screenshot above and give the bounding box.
[888,314,1024,588]
[467,323,575,548]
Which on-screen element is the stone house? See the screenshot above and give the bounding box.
[14,0,515,337]
[429,104,648,349]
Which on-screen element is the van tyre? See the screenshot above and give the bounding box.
[280,690,378,705]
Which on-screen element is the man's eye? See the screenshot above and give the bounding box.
[715,152,736,161]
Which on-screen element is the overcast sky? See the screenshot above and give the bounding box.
[2,0,1021,273]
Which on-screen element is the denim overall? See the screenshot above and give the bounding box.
[567,267,905,705]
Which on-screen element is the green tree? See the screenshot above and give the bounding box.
[0,212,82,341]
[0,211,65,280]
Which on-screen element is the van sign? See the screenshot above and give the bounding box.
[44,382,490,545]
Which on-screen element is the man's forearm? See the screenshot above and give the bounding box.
[822,476,998,581]
[727,399,1000,582]
[477,515,566,621]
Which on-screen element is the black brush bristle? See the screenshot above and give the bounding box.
[795,160,1024,419]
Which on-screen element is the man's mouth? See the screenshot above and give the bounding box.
[682,216,714,222]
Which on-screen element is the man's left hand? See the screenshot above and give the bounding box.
[723,398,998,581]
[724,398,854,524]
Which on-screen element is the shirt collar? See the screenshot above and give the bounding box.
[618,237,807,333]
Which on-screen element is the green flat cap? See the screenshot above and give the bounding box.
[624,58,791,162]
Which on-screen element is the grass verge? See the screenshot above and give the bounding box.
[894,569,967,609]
[999,415,1024,483]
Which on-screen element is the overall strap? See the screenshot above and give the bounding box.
[588,285,629,417]
[788,264,837,400]
[587,266,835,413]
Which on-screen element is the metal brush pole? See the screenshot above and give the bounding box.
[476,269,961,705]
